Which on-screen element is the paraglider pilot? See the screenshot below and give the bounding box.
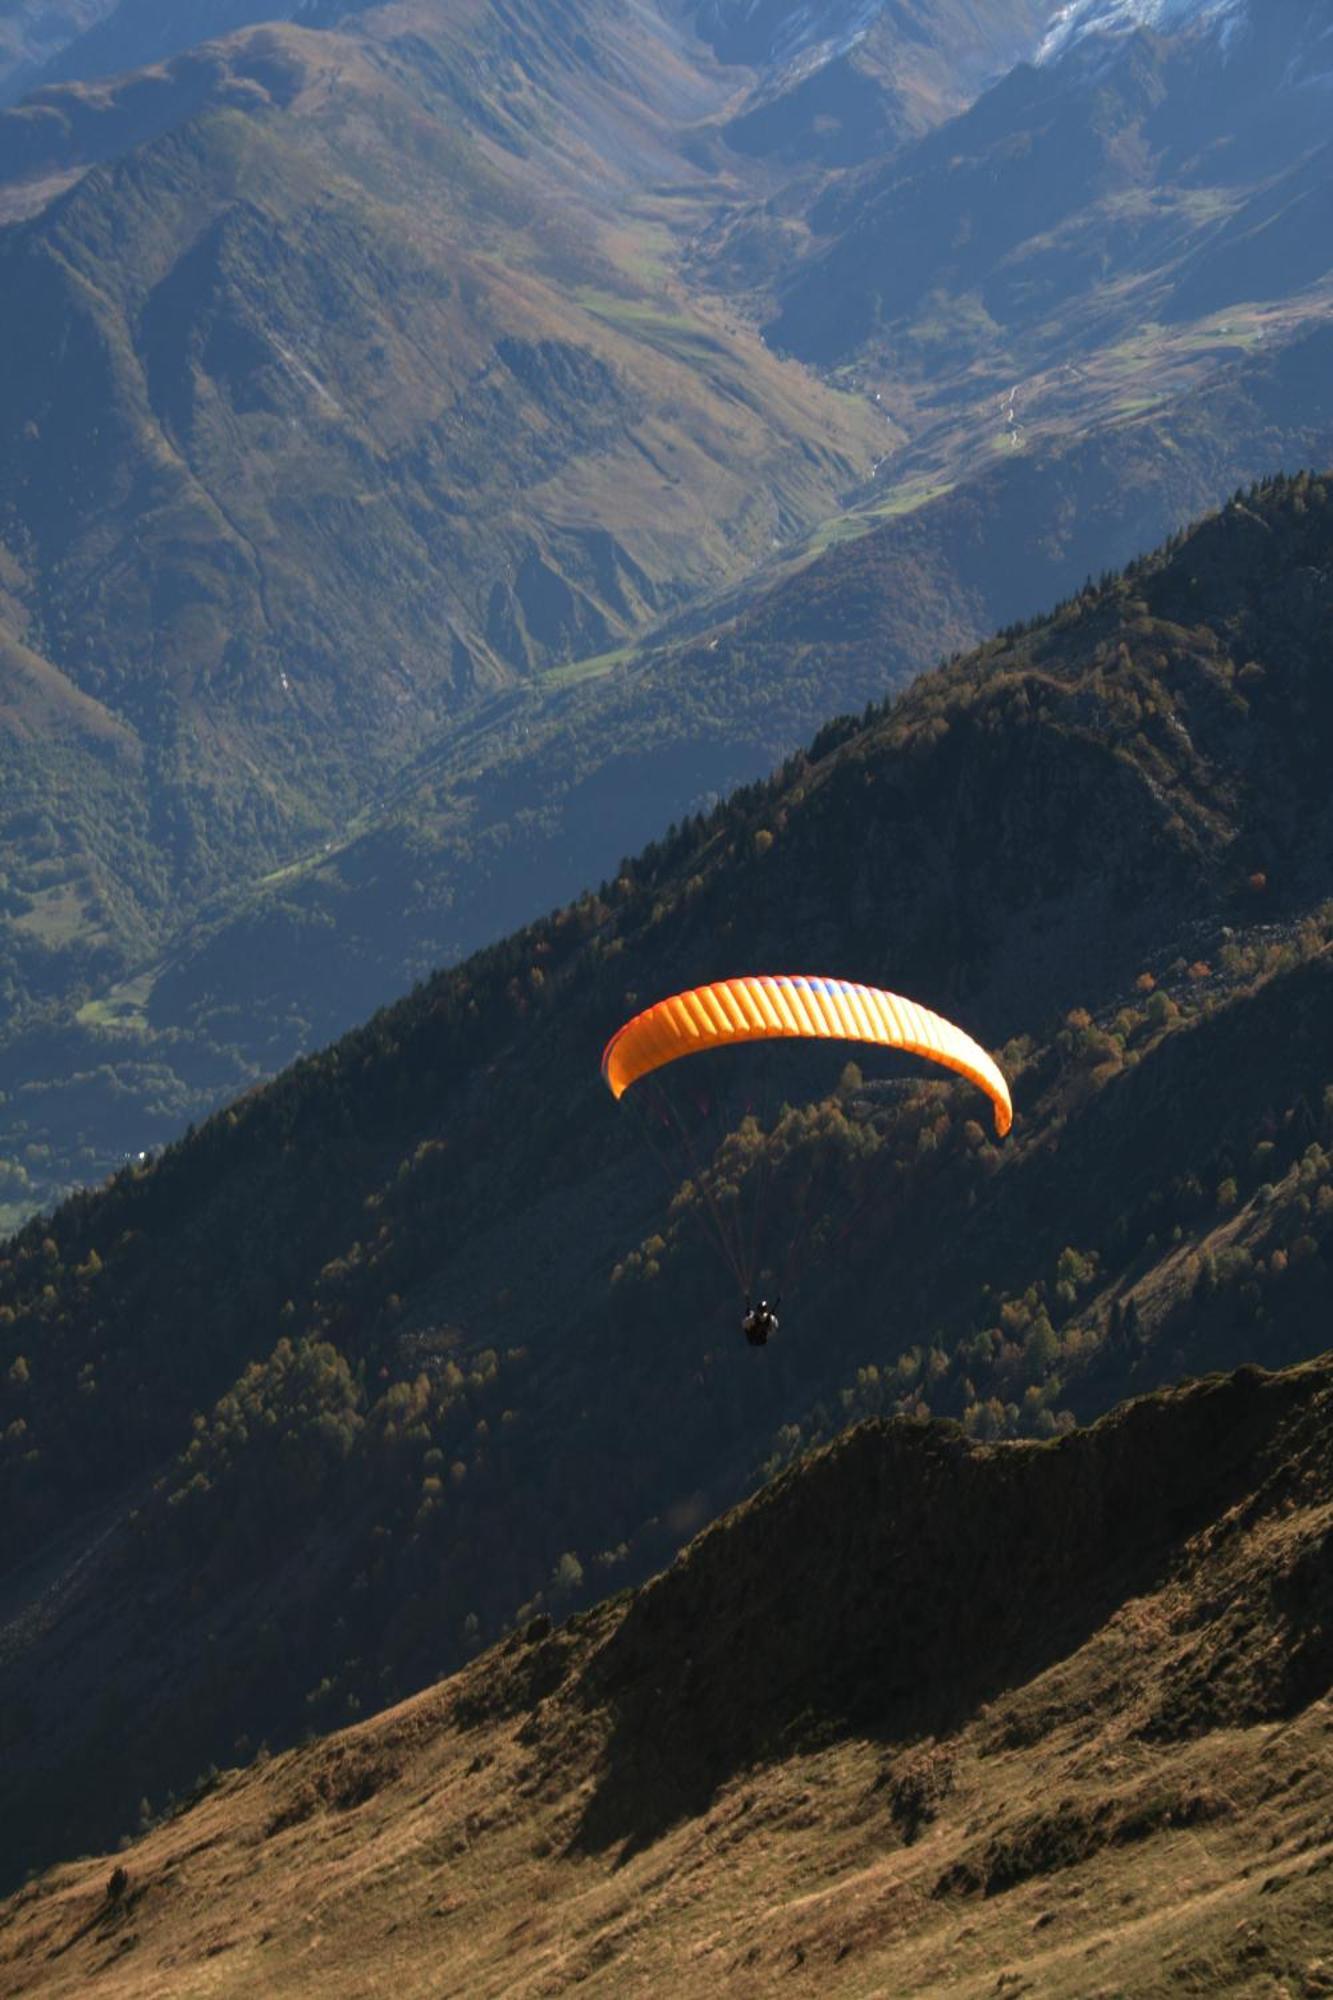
[742,1297,779,1347]
[602,978,1012,1356]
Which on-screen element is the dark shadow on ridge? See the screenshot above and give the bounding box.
[569,1361,1320,1861]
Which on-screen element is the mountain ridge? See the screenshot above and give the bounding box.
[6,1351,1333,1993]
[1038,0,1249,61]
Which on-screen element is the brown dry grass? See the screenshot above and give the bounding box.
[7,1369,1333,1998]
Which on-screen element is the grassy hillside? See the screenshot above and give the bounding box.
[1,472,1331,1889]
[6,1353,1333,1994]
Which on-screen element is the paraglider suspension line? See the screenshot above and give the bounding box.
[631,1082,751,1299]
[662,1088,754,1298]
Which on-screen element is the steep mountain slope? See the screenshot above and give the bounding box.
[0,3,862,703]
[698,0,1051,168]
[6,1354,1333,1996]
[0,0,881,1221]
[767,2,1333,365]
[1038,0,1333,68]
[0,0,1049,119]
[1,473,1331,1889]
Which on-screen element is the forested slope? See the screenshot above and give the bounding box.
[1,472,1331,1887]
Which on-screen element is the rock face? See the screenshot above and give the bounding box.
[1040,0,1333,70]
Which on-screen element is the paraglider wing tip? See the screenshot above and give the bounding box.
[600,1025,629,1098]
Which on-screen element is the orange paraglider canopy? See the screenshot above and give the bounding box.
[601,974,1011,1137]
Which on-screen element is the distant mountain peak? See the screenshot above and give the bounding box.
[1037,0,1248,61]
[1037,0,1333,88]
